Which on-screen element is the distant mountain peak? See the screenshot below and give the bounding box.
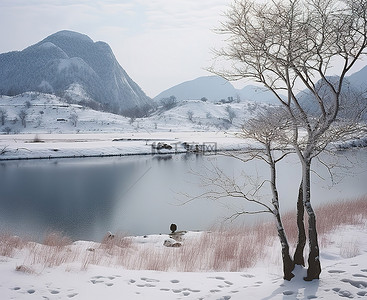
[45,30,93,42]
[0,30,151,116]
[154,75,237,102]
[154,75,280,104]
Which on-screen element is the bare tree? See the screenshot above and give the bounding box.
[129,116,136,125]
[225,105,236,124]
[0,108,7,126]
[187,110,194,122]
[3,127,11,134]
[122,104,154,118]
[212,0,367,280]
[69,112,79,127]
[235,107,295,280]
[18,110,27,128]
[183,106,297,280]
[160,96,177,110]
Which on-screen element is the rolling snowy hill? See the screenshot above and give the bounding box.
[0,92,271,135]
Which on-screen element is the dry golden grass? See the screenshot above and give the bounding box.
[43,232,73,248]
[1,196,366,273]
[339,239,360,258]
[81,248,103,271]
[315,197,367,235]
[0,233,24,257]
[99,232,133,253]
[15,264,36,274]
[25,241,78,268]
[120,226,272,272]
[281,195,367,247]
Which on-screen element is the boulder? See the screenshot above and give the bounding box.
[163,238,182,248]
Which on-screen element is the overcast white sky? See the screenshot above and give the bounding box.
[0,0,233,98]
[1,0,366,98]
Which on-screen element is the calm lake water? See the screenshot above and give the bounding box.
[0,149,366,242]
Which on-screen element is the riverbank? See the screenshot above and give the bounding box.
[1,198,366,299]
[1,131,365,161]
[0,131,256,161]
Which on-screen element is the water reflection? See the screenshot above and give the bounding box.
[0,158,137,241]
[0,150,366,242]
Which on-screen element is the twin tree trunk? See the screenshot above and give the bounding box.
[295,160,321,281]
[274,208,295,281]
[268,147,295,280]
[294,182,306,266]
[292,161,321,280]
[266,146,320,281]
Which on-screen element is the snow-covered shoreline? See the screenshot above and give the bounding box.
[2,130,365,161]
[0,131,255,161]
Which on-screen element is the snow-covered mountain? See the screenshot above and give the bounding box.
[0,30,152,115]
[154,76,281,104]
[155,65,367,105]
[238,85,280,103]
[296,68,367,120]
[348,65,367,92]
[154,76,237,103]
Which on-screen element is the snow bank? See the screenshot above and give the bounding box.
[1,221,366,300]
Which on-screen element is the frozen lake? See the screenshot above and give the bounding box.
[0,149,366,242]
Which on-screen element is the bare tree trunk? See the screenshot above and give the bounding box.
[268,146,294,280]
[293,181,306,266]
[274,208,295,280]
[303,161,321,281]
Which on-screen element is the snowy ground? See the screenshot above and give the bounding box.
[0,131,256,160]
[0,92,266,160]
[0,222,366,300]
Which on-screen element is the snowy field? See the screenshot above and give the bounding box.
[0,198,366,300]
